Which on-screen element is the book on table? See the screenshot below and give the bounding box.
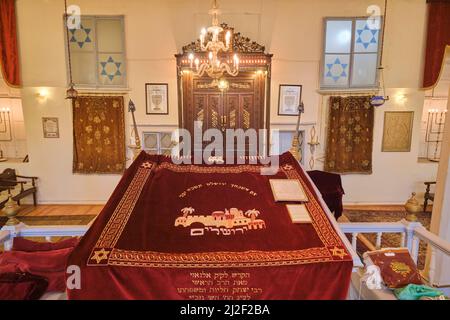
[286,204,312,223]
[269,179,309,202]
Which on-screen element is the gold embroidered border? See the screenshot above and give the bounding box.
[94,163,154,248]
[281,166,342,247]
[107,247,333,268]
[156,162,269,174]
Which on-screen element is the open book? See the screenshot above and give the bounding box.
[269,179,308,202]
[286,204,312,223]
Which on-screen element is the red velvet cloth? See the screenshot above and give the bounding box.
[423,0,450,88]
[0,0,20,87]
[12,237,80,252]
[68,152,353,300]
[307,170,345,219]
[0,271,48,300]
[0,247,74,292]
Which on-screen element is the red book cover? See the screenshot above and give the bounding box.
[366,248,423,289]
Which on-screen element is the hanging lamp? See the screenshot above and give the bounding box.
[370,0,390,107]
[64,0,78,100]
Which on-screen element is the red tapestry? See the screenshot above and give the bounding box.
[67,152,353,300]
[423,0,450,88]
[0,0,20,87]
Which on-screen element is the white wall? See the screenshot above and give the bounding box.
[1,0,438,204]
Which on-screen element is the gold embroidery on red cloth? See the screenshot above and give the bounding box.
[390,261,411,277]
[156,162,269,174]
[90,248,111,264]
[89,156,350,268]
[178,182,258,198]
[94,164,153,249]
[107,247,333,268]
[330,246,347,259]
[175,207,266,237]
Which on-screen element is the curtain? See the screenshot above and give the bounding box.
[0,0,20,87]
[423,0,450,88]
[73,96,126,174]
[325,96,374,174]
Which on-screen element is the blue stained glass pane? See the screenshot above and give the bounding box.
[98,54,125,86]
[323,54,350,86]
[354,19,380,53]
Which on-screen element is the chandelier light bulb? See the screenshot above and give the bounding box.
[195,58,200,71]
[225,30,231,48]
[200,28,207,47]
[213,29,219,40]
[188,53,194,68]
[234,54,240,69]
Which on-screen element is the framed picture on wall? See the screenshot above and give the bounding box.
[142,131,174,155]
[278,84,302,116]
[42,117,59,138]
[382,111,414,152]
[145,83,169,115]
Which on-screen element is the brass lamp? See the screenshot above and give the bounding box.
[2,196,20,226]
[404,192,421,222]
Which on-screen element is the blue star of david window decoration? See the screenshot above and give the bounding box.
[326,58,348,82]
[100,56,122,82]
[69,24,92,49]
[356,23,379,50]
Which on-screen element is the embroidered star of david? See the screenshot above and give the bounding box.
[326,58,348,82]
[141,161,153,169]
[282,164,294,171]
[69,24,92,49]
[91,248,110,264]
[330,246,346,259]
[100,56,122,82]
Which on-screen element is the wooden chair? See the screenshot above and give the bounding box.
[423,181,436,212]
[0,168,38,208]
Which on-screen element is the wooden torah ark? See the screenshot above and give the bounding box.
[176,23,273,153]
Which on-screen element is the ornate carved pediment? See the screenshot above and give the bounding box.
[182,23,266,54]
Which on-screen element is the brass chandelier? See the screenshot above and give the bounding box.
[187,0,239,86]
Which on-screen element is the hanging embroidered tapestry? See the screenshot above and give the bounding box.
[73,96,126,174]
[325,96,374,174]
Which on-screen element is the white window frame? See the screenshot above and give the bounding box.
[320,16,383,90]
[64,15,127,89]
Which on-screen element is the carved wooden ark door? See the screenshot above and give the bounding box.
[181,71,266,152]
